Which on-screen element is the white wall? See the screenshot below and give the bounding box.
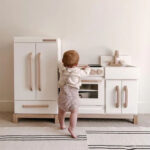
[0,0,149,113]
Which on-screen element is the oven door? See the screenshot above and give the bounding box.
[79,80,104,106]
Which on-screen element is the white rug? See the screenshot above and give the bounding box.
[0,127,87,150]
[86,127,150,150]
[1,127,150,150]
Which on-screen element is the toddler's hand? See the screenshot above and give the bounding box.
[78,65,89,69]
[81,65,89,69]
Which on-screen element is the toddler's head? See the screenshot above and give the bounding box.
[62,50,79,68]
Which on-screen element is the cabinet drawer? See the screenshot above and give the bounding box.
[105,67,139,79]
[15,101,58,114]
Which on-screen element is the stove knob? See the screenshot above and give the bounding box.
[97,69,102,75]
[90,69,96,75]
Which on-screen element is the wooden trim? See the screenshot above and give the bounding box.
[133,115,138,124]
[54,115,59,124]
[78,114,135,119]
[13,113,136,119]
[65,113,135,119]
[13,113,137,124]
[22,105,49,108]
[28,53,33,91]
[37,53,41,91]
[13,114,18,123]
[43,39,56,42]
[13,113,55,121]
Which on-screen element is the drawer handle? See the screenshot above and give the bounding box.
[115,86,120,108]
[22,105,49,108]
[123,86,128,108]
[28,53,33,91]
[43,39,56,42]
[37,53,41,91]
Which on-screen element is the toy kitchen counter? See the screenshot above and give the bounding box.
[72,54,140,124]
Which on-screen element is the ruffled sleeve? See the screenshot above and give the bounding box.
[80,67,91,77]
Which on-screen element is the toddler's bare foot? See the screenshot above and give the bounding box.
[68,127,77,138]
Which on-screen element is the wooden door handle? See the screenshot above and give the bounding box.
[123,86,128,108]
[22,105,49,108]
[28,53,33,91]
[43,39,56,42]
[115,86,120,108]
[37,53,41,91]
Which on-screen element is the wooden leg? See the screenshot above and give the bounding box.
[54,115,59,124]
[133,115,138,125]
[13,114,18,123]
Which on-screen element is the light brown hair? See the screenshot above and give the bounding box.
[62,50,79,67]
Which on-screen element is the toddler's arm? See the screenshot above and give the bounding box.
[80,66,91,77]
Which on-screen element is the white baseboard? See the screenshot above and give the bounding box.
[0,101,150,114]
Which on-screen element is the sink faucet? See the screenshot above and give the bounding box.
[114,50,119,65]
[108,50,123,66]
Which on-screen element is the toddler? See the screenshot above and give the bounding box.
[58,50,91,138]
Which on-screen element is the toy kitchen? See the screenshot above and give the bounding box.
[78,50,139,124]
[13,37,139,124]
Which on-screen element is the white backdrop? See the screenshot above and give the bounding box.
[0,0,149,112]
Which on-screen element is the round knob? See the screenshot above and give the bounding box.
[90,69,96,75]
[97,69,102,75]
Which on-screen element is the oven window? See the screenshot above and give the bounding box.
[79,84,98,99]
[80,84,98,90]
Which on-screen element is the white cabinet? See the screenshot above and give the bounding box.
[105,67,139,80]
[106,80,138,114]
[106,80,121,114]
[15,101,58,114]
[35,43,58,100]
[14,43,36,100]
[121,80,138,114]
[14,37,61,119]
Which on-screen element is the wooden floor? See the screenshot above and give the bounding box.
[0,112,150,127]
